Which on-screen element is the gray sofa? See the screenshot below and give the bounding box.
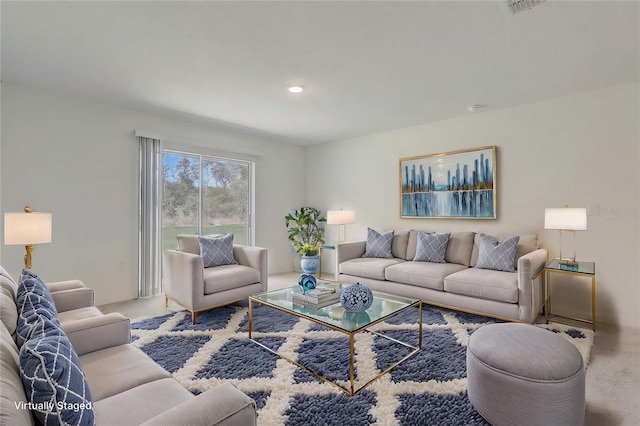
[336,230,547,323]
[0,266,257,425]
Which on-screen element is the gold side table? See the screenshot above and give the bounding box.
[545,259,596,331]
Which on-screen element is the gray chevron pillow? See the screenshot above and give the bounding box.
[363,228,394,258]
[413,232,450,263]
[198,234,237,267]
[475,234,520,272]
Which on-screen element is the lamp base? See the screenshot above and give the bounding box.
[558,258,578,267]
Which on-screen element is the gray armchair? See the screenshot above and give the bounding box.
[163,235,268,324]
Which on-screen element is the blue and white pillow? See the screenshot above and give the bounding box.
[20,331,95,426]
[198,234,237,268]
[413,232,450,263]
[16,271,60,347]
[475,234,520,272]
[17,270,57,311]
[362,228,394,259]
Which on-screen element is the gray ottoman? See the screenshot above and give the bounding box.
[467,323,585,426]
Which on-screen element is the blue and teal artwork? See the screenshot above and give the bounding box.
[400,146,496,219]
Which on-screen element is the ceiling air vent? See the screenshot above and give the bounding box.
[505,0,545,14]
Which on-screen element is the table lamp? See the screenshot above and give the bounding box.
[327,210,356,243]
[544,207,587,266]
[4,206,52,269]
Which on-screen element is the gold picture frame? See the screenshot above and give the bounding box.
[400,146,497,219]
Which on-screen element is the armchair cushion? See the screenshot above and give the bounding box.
[198,234,237,267]
[204,264,260,295]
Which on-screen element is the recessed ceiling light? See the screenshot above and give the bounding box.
[467,104,482,112]
[288,86,304,94]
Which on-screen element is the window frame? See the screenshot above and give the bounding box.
[162,146,256,246]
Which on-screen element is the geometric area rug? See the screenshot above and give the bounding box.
[131,301,594,426]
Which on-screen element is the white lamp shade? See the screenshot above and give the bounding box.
[544,208,587,231]
[327,210,356,225]
[4,212,52,245]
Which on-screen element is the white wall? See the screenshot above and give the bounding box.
[307,82,640,329]
[1,83,305,305]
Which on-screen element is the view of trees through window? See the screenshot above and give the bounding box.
[162,151,251,250]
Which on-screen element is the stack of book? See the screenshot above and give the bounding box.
[292,285,340,309]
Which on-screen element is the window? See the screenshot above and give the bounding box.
[162,150,253,251]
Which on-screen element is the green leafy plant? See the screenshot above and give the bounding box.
[300,243,319,256]
[285,207,326,255]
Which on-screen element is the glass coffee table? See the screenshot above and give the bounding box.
[248,286,422,396]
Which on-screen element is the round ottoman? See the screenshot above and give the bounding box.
[467,323,585,426]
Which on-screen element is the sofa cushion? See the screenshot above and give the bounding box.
[203,264,260,295]
[414,232,450,263]
[79,344,171,401]
[198,234,237,268]
[0,292,18,337]
[20,330,95,426]
[385,262,468,291]
[94,378,193,426]
[363,228,394,258]
[444,267,519,304]
[470,233,538,269]
[391,230,411,260]
[1,322,32,426]
[406,230,421,260]
[340,257,405,281]
[0,266,18,298]
[0,274,18,301]
[57,306,104,325]
[476,235,520,273]
[445,232,476,266]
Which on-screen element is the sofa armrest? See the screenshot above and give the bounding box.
[46,279,86,292]
[64,313,131,356]
[517,248,548,322]
[140,382,257,426]
[50,288,95,312]
[233,245,268,291]
[336,241,366,265]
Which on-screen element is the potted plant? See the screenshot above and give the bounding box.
[285,207,326,273]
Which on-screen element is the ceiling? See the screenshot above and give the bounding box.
[2,1,639,145]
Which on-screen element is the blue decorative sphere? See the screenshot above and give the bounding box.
[298,274,317,293]
[340,282,373,312]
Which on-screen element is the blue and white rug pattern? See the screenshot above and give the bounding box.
[131,302,593,426]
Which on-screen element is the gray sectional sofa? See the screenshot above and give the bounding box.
[336,230,548,323]
[0,266,257,425]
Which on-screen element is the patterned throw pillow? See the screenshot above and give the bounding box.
[198,234,237,268]
[413,232,450,263]
[20,330,95,426]
[16,271,60,347]
[475,234,520,272]
[17,270,57,310]
[362,228,394,258]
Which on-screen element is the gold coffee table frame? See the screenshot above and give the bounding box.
[248,287,422,396]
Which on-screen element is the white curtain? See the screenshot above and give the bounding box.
[138,135,162,298]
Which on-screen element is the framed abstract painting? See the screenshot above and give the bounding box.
[400,146,497,219]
